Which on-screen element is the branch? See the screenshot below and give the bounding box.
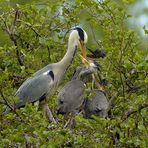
[122,102,148,121]
[0,90,26,123]
[0,89,15,112]
[97,0,116,25]
[16,19,41,37]
[1,10,24,66]
[89,23,103,48]
[47,46,51,61]
[10,9,19,33]
[11,10,24,66]
[107,92,119,112]
[123,32,134,53]
[1,13,11,35]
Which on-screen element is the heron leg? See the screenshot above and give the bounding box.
[39,100,56,125]
[70,117,76,129]
[63,114,70,128]
[45,103,57,125]
[70,112,77,129]
[63,113,76,129]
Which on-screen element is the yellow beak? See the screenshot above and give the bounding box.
[79,54,90,65]
[80,41,87,65]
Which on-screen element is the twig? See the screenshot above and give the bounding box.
[10,10,19,33]
[97,0,116,25]
[0,90,26,123]
[89,23,102,47]
[16,19,41,37]
[119,71,125,98]
[0,90,14,112]
[122,102,148,121]
[47,46,51,61]
[1,10,24,66]
[1,13,11,35]
[123,32,134,53]
[107,92,119,112]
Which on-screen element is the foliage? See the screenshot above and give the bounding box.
[0,0,147,147]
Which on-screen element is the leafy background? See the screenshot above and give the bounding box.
[0,0,147,147]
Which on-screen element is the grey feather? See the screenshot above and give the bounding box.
[84,90,109,118]
[33,64,55,77]
[57,61,99,115]
[72,65,96,83]
[14,74,54,108]
[57,80,86,114]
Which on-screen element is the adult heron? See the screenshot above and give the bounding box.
[5,27,88,124]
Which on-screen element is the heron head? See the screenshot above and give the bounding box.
[70,27,88,64]
[74,27,88,44]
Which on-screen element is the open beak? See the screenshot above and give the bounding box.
[79,54,90,66]
[80,40,87,65]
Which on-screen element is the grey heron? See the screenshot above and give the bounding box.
[83,48,109,119]
[5,27,88,124]
[84,81,109,118]
[57,60,99,128]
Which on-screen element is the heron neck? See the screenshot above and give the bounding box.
[59,39,78,69]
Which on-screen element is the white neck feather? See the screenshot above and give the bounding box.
[59,30,79,68]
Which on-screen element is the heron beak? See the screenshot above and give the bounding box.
[79,54,90,65]
[80,40,87,65]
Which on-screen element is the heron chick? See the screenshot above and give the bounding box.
[84,89,109,118]
[57,60,99,128]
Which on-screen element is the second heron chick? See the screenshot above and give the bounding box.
[84,89,109,119]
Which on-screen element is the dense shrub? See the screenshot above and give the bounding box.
[0,0,147,147]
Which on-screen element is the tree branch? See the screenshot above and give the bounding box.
[97,0,116,25]
[122,102,148,121]
[0,89,26,123]
[16,19,41,37]
[1,10,24,66]
[107,92,119,112]
[10,10,19,33]
[1,13,11,35]
[0,90,15,112]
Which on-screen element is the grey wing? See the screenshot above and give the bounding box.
[33,63,56,77]
[58,80,86,113]
[93,90,109,110]
[15,74,53,108]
